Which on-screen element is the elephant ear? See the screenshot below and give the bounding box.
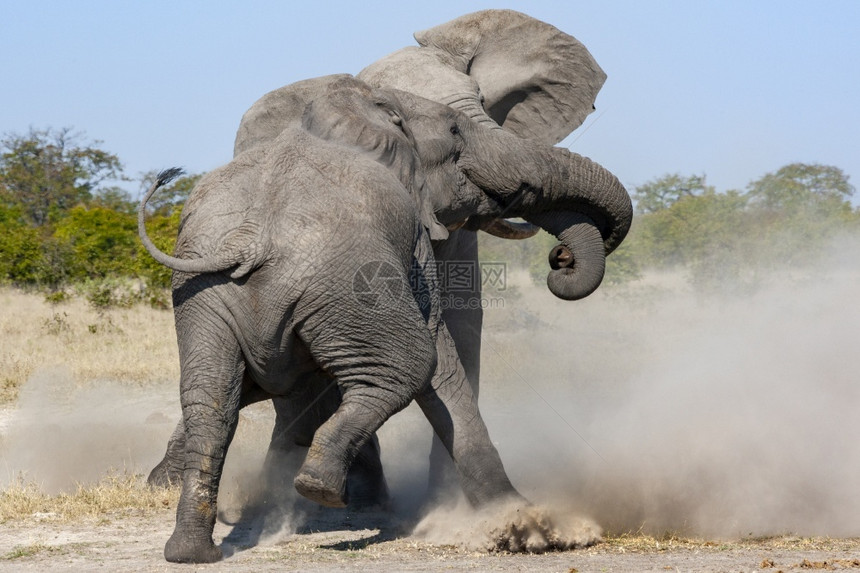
[414,9,606,145]
[302,85,448,241]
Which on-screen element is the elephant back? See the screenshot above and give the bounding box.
[234,74,356,156]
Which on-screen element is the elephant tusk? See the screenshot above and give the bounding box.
[478,218,541,240]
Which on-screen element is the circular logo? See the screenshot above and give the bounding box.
[352,261,405,310]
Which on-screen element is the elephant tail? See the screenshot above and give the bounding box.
[138,169,266,279]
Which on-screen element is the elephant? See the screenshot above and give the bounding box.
[139,75,630,562]
[140,81,505,562]
[142,11,633,563]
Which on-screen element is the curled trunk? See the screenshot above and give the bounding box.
[527,211,605,300]
[464,126,632,300]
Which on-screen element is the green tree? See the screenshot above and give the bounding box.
[632,173,713,214]
[0,128,125,226]
[91,186,137,214]
[746,163,857,267]
[626,163,859,292]
[634,188,749,269]
[746,162,854,214]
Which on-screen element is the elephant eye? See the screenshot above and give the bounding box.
[449,124,460,136]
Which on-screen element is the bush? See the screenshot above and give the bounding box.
[0,204,43,284]
[52,206,139,281]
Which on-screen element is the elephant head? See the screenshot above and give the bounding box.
[358,9,631,300]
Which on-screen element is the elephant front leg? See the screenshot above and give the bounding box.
[163,331,244,564]
[417,322,524,508]
[429,229,483,500]
[416,325,602,553]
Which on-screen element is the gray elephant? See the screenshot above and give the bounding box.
[141,10,633,563]
[229,9,629,494]
[140,80,501,562]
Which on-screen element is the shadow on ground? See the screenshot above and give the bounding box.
[219,497,415,557]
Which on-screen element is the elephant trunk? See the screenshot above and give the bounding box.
[527,211,605,300]
[464,126,633,300]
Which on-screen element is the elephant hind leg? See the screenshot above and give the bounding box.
[293,399,409,508]
[148,419,186,487]
[293,296,437,508]
[266,382,390,510]
[148,375,271,489]
[164,318,245,564]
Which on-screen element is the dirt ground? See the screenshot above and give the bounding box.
[2,510,859,572]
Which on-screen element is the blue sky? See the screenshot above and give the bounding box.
[2,1,858,200]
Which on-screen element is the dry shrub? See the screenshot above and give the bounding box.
[0,471,178,523]
[0,287,179,405]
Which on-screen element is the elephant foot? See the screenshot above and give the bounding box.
[164,532,222,564]
[294,460,348,508]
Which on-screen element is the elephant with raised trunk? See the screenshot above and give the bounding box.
[226,9,631,495]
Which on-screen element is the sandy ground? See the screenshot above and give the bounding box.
[2,511,859,572]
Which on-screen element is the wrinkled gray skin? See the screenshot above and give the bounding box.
[144,10,633,563]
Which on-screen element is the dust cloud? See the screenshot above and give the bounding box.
[470,236,860,539]
[1,236,858,545]
[0,370,178,492]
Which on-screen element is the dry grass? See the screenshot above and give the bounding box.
[0,471,179,523]
[0,287,179,405]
